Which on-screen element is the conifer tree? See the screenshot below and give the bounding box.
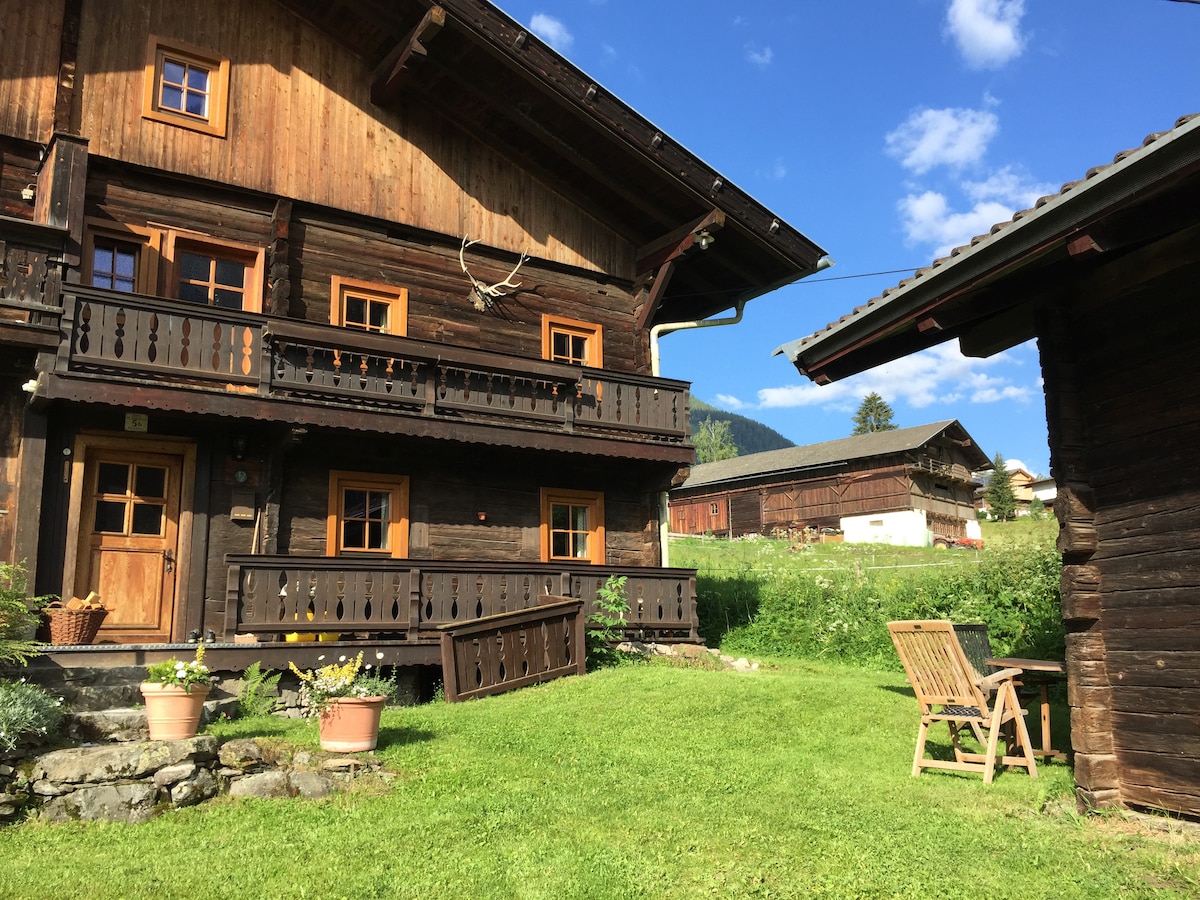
[984,452,1017,521]
[851,392,898,435]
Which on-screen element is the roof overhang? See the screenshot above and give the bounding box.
[774,114,1200,383]
[276,0,829,325]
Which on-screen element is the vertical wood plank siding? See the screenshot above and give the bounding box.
[0,0,64,143]
[72,0,631,275]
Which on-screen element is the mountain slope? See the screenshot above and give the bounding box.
[690,399,795,455]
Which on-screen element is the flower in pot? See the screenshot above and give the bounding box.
[141,640,214,741]
[288,651,396,752]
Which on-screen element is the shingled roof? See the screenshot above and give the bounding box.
[677,420,989,491]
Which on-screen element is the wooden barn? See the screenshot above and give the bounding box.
[776,113,1200,818]
[0,0,828,676]
[669,420,988,544]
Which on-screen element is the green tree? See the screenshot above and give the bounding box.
[851,392,898,435]
[694,419,738,464]
[985,452,1017,521]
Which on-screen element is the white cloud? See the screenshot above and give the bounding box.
[530,14,573,53]
[964,166,1056,209]
[885,107,998,174]
[759,342,1033,411]
[945,0,1025,70]
[746,45,773,68]
[897,164,1057,256]
[897,190,1013,257]
[714,393,748,411]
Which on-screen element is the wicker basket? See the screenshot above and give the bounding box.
[46,603,108,645]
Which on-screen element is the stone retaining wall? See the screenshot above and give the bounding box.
[0,735,387,824]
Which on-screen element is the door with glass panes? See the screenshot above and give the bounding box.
[71,444,187,643]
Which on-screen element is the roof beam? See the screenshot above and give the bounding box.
[635,260,677,331]
[635,210,725,276]
[371,6,446,106]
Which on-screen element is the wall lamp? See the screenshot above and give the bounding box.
[694,231,715,250]
[231,434,249,460]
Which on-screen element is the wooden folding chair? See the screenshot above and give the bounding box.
[888,620,1038,783]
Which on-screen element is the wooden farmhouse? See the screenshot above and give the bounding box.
[775,113,1200,818]
[0,0,828,677]
[669,420,988,544]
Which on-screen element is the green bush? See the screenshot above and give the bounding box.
[0,561,52,667]
[0,678,66,751]
[713,543,1064,668]
[586,574,630,669]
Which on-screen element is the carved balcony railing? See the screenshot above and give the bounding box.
[0,218,68,350]
[54,286,691,446]
[224,556,699,644]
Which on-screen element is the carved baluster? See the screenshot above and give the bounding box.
[179,317,191,368]
[113,307,126,358]
[147,312,159,364]
[211,322,224,373]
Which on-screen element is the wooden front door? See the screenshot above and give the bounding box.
[69,440,190,643]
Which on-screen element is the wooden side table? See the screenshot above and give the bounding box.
[986,657,1069,760]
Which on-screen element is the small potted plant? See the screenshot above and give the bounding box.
[289,651,396,752]
[141,640,214,740]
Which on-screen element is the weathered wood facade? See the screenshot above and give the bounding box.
[670,421,988,542]
[0,0,828,673]
[777,114,1200,818]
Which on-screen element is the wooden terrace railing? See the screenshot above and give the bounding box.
[438,597,586,702]
[55,286,691,445]
[224,556,699,644]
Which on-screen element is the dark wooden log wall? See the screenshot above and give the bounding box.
[1044,226,1200,816]
[80,171,644,374]
[291,214,641,374]
[68,0,631,277]
[1,142,42,221]
[271,433,657,563]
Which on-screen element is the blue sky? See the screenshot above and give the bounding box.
[496,0,1199,477]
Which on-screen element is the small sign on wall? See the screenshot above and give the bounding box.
[124,413,149,432]
[230,489,256,521]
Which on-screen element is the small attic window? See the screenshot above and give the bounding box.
[143,37,229,137]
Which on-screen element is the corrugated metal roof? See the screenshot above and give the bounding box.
[677,419,987,490]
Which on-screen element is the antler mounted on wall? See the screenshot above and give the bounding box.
[459,237,530,311]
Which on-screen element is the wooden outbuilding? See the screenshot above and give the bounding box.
[776,113,1200,818]
[670,420,989,544]
[0,0,827,676]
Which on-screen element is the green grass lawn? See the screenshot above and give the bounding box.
[2,659,1196,899]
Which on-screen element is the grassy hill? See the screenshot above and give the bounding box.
[691,399,794,455]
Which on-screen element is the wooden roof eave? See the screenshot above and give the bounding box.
[339,0,827,313]
[775,115,1200,384]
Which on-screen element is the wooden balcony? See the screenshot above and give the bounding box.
[224,555,699,645]
[44,285,692,459]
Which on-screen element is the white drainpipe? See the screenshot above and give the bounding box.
[649,256,835,566]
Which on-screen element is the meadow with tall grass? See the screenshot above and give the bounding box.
[676,516,1065,667]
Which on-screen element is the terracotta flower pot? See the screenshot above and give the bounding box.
[141,682,211,741]
[318,696,385,752]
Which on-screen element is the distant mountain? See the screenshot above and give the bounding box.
[691,399,795,455]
